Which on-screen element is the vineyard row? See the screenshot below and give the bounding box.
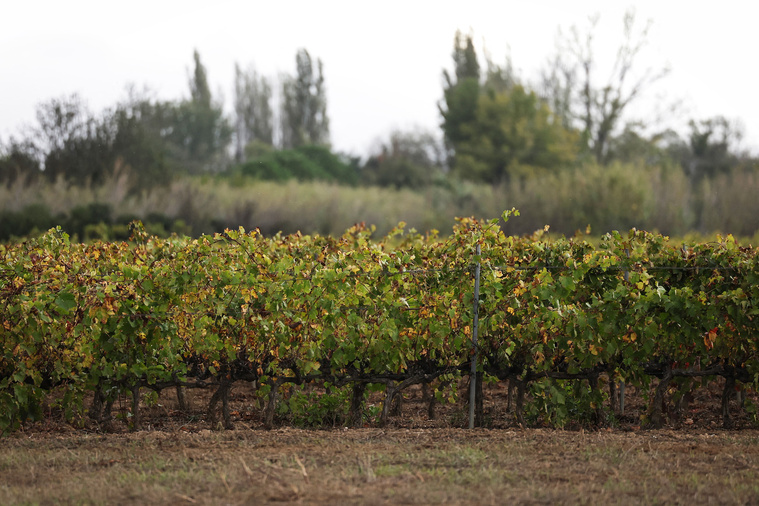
[1,216,758,432]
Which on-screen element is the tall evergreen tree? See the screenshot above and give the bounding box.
[280,49,329,149]
[439,31,481,163]
[189,50,212,108]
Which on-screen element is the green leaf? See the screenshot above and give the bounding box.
[13,385,28,405]
[54,292,77,313]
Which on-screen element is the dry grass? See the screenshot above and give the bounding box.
[1,427,758,505]
[2,380,759,505]
[4,162,759,240]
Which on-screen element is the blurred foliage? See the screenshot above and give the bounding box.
[280,49,330,149]
[537,9,670,164]
[233,64,274,162]
[441,32,579,183]
[453,84,580,183]
[3,162,759,244]
[0,204,57,241]
[1,23,759,242]
[235,144,357,184]
[165,51,232,174]
[361,129,446,189]
[0,199,190,243]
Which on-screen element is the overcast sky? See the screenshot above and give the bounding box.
[2,1,758,157]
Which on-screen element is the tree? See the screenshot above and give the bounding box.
[280,49,329,149]
[677,116,747,232]
[440,31,481,161]
[32,94,116,185]
[233,63,274,162]
[110,87,177,189]
[682,116,744,181]
[454,84,579,183]
[440,31,578,184]
[361,129,445,188]
[539,9,669,164]
[604,123,682,167]
[167,50,232,173]
[0,137,40,186]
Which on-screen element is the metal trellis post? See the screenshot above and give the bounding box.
[469,244,481,429]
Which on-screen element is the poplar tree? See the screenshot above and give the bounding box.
[233,63,274,162]
[169,50,231,173]
[280,49,329,149]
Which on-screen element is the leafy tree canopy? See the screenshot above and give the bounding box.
[454,84,579,183]
[361,129,445,189]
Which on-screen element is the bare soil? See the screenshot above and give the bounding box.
[1,378,758,504]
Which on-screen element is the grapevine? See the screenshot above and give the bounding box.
[1,216,757,433]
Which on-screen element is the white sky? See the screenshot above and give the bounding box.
[2,1,758,157]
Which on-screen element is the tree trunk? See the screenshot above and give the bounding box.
[391,389,403,417]
[514,378,527,426]
[350,382,367,428]
[506,377,515,413]
[589,374,602,425]
[130,384,141,431]
[175,384,188,412]
[722,375,736,429]
[609,377,618,414]
[646,367,673,429]
[380,384,396,427]
[209,379,234,430]
[90,386,105,422]
[264,378,284,430]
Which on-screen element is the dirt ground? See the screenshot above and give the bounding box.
[1,379,759,505]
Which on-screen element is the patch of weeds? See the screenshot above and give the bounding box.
[364,403,382,425]
[433,446,490,469]
[142,390,160,408]
[447,407,469,428]
[526,378,610,428]
[373,463,410,478]
[276,384,351,428]
[743,398,759,426]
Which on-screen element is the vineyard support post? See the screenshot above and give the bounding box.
[469,244,481,429]
[619,382,625,415]
[619,248,630,415]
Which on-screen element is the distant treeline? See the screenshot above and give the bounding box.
[1,12,758,240]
